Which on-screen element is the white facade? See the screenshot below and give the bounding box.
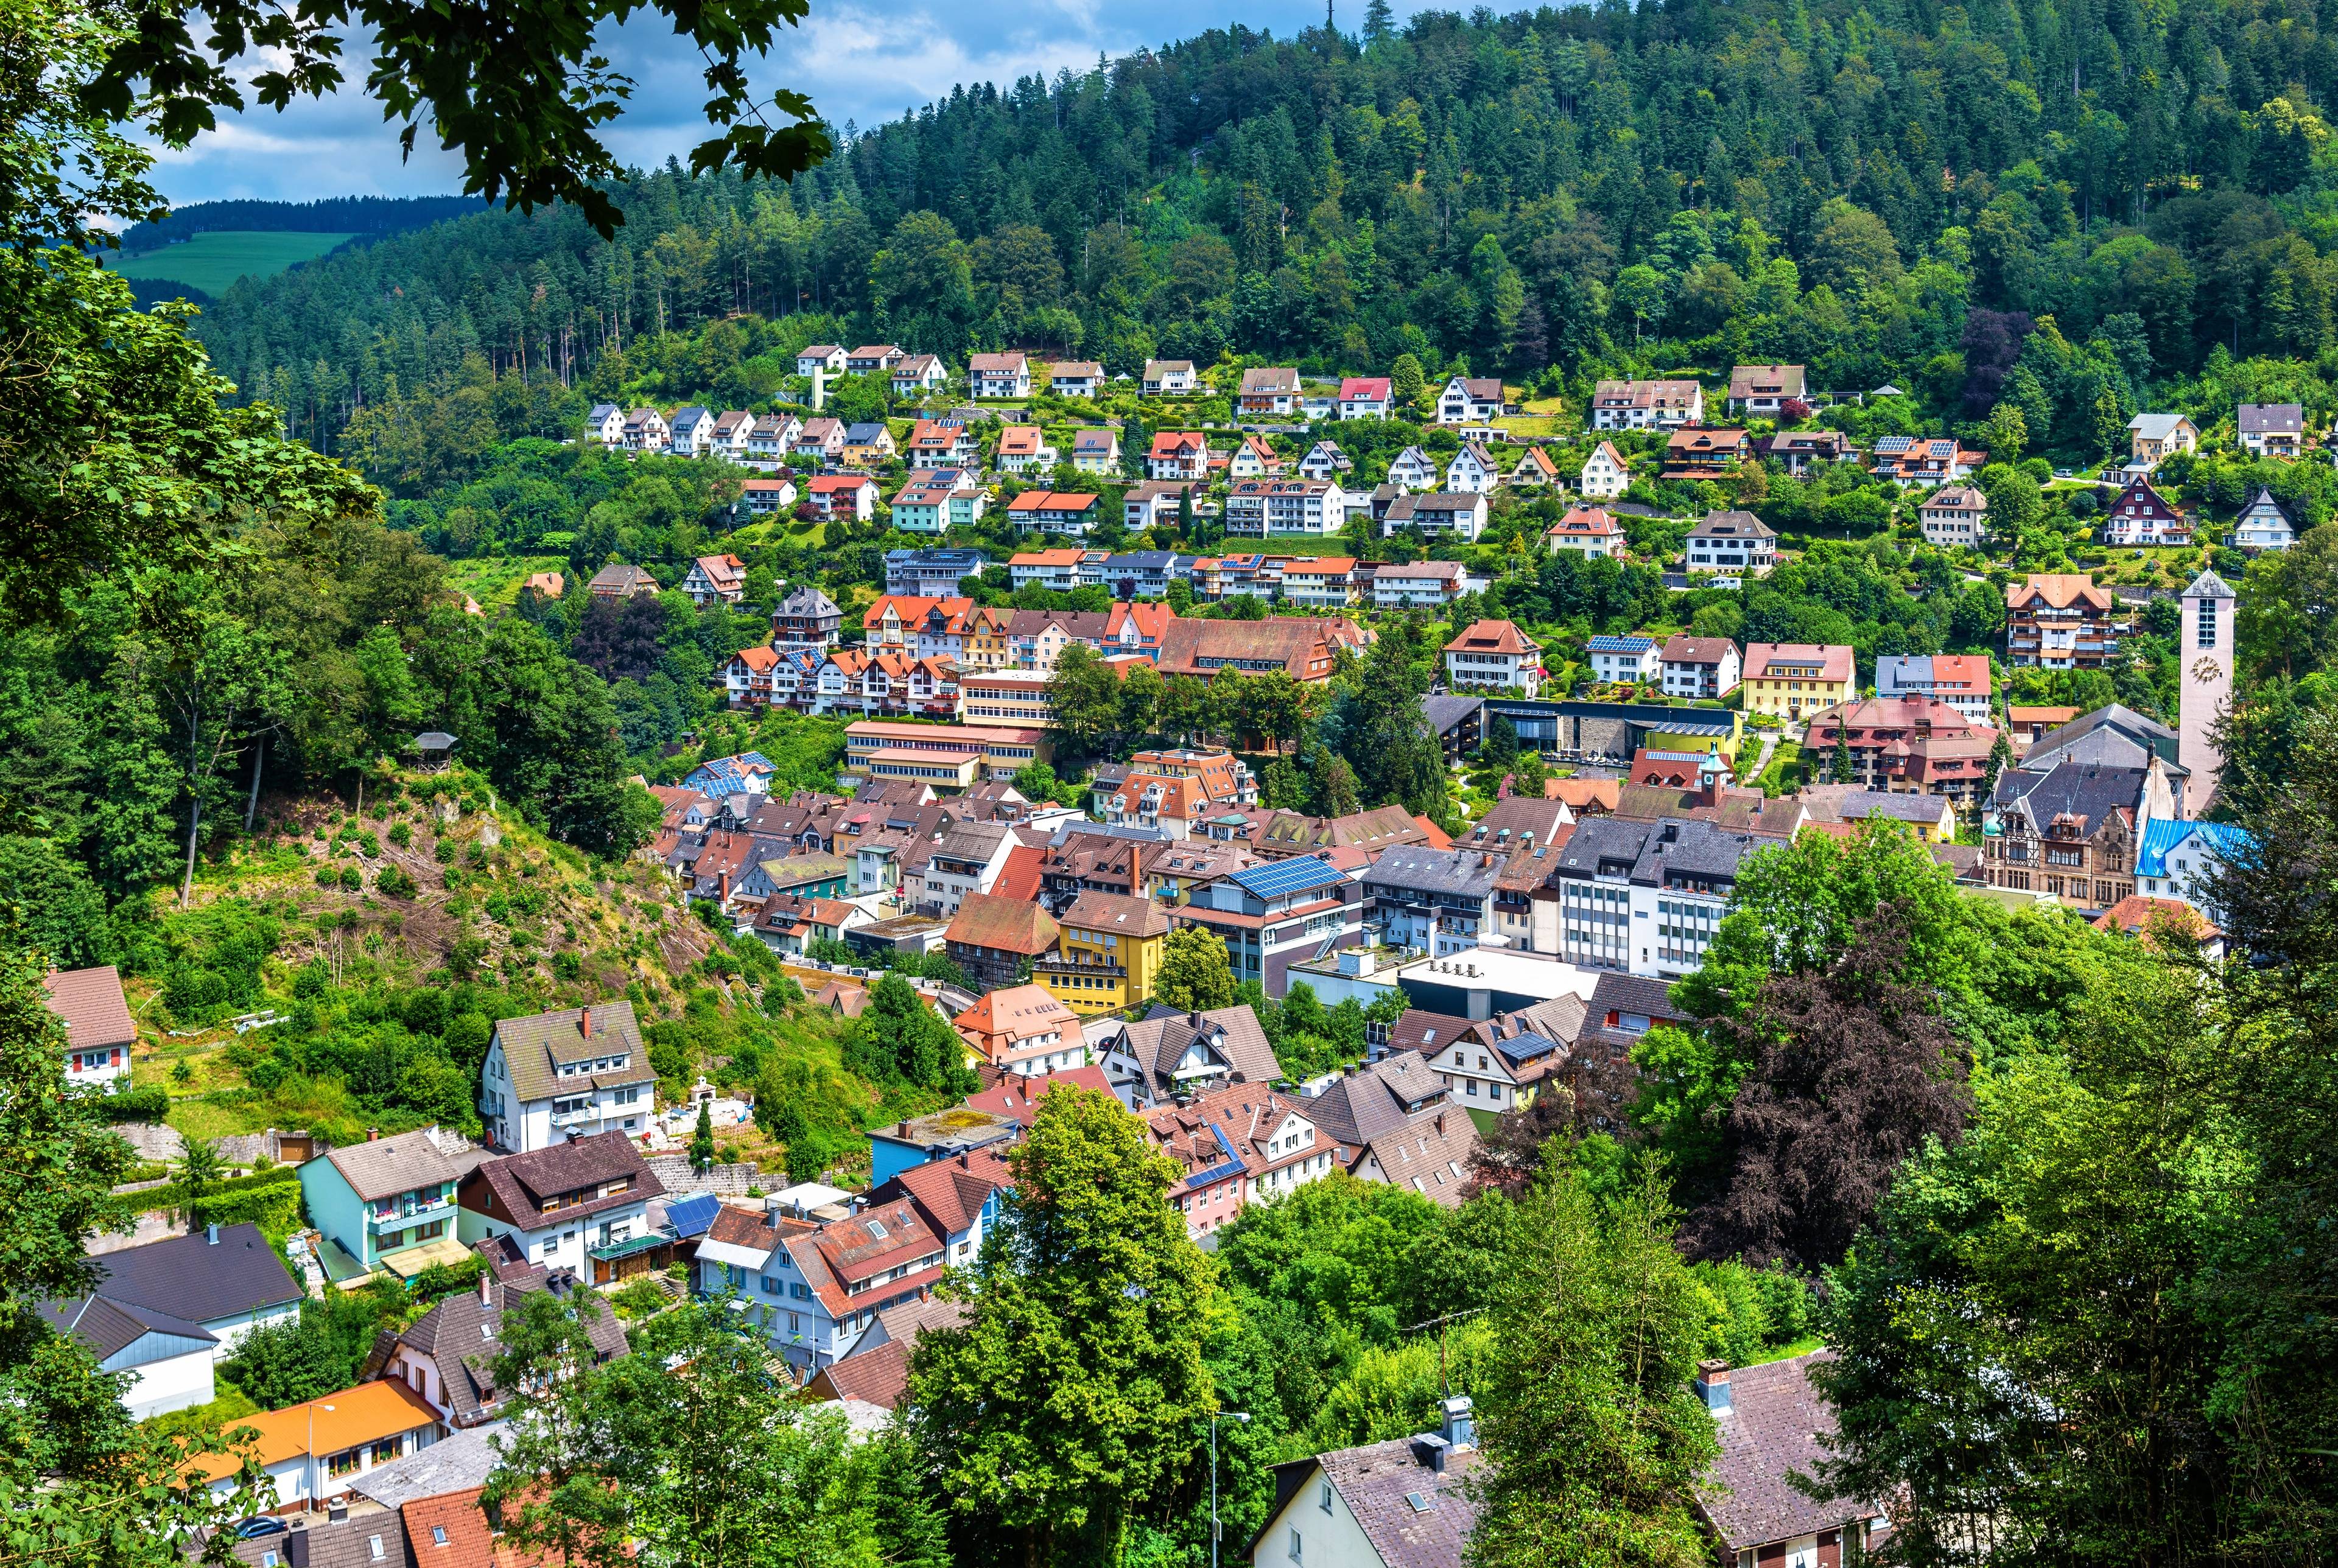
[1579,441,1629,498]
[480,1039,651,1155]
[1384,447,1439,490]
[1444,443,1500,494]
[1226,480,1348,537]
[1588,639,1662,683]
[458,1191,651,1276]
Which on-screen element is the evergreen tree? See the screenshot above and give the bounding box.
[689,1100,715,1172]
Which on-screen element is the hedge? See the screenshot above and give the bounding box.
[124,1164,301,1214]
[95,1086,170,1123]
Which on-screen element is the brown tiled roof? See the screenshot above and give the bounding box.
[1357,1105,1479,1208]
[465,1131,662,1231]
[1442,618,1538,656]
[1059,889,1173,940]
[322,1126,472,1203]
[807,1338,914,1407]
[1316,1438,1484,1568]
[944,892,1061,957]
[41,965,135,1051]
[491,1001,651,1106]
[1697,1351,1883,1550]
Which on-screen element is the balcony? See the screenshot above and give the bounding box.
[552,1105,602,1130]
[370,1193,452,1230]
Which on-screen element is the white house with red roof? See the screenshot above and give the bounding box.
[695,1197,947,1374]
[804,474,877,521]
[1545,503,1626,559]
[1148,431,1210,481]
[1338,376,1392,419]
[1442,620,1545,696]
[1144,1082,1336,1239]
[953,985,1085,1076]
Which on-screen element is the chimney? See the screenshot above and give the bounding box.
[367,1127,380,1142]
[479,1268,494,1307]
[580,1006,593,1039]
[1441,1393,1475,1451]
[1696,1359,1732,1414]
[1413,1431,1453,1474]
[205,1223,220,1245]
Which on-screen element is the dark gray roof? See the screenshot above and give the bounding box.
[42,1292,214,1361]
[222,1511,402,1568]
[1362,845,1505,900]
[88,1222,301,1326]
[1305,1051,1448,1147]
[1699,1351,1883,1550]
[465,1131,662,1232]
[1629,817,1766,886]
[1420,695,1484,737]
[1688,509,1776,541]
[1551,816,1654,878]
[1993,760,2150,838]
[399,1273,628,1426]
[1120,1004,1283,1096]
[2021,704,2182,775]
[1589,970,1690,1026]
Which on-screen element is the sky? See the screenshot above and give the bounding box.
[148,0,1378,208]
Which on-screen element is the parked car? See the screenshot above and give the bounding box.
[234,1519,288,1541]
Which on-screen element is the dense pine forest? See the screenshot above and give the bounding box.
[184,0,2338,455]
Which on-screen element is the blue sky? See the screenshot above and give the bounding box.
[148,0,1388,207]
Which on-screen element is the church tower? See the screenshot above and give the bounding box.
[2179,568,2236,815]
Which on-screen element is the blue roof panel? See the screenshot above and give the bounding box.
[1230,855,1349,899]
[664,1193,721,1240]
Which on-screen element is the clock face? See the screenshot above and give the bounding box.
[2191,656,2224,683]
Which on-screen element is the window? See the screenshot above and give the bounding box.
[369,1536,385,1561]
[1288,1528,1303,1562]
[2196,598,2217,649]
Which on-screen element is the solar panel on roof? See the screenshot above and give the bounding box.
[665,1193,721,1239]
[1231,855,1347,898]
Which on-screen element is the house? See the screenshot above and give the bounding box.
[1371,559,1481,608]
[801,1297,975,1411]
[1591,378,1703,429]
[2128,411,2199,469]
[746,411,799,469]
[841,421,896,465]
[1876,653,1993,722]
[2133,817,2253,913]
[1509,445,1560,488]
[1094,1002,1283,1110]
[1238,366,1302,416]
[1918,484,1989,548]
[1871,434,1988,486]
[1741,643,1855,719]
[45,964,135,1091]
[1338,376,1392,419]
[1725,362,1806,415]
[1148,430,1210,481]
[1984,756,2175,909]
[1662,426,1750,481]
[1147,1080,1336,1236]
[913,822,1016,917]
[1037,891,1174,1015]
[1226,478,1347,537]
[456,1131,662,1279]
[43,1223,301,1416]
[620,407,669,452]
[1008,547,1087,592]
[1443,441,1500,494]
[1252,804,1431,863]
[693,1197,946,1375]
[888,469,987,533]
[1071,428,1121,473]
[1758,427,1858,475]
[1174,855,1361,996]
[1361,844,1505,956]
[994,424,1058,475]
[1124,480,1192,530]
[844,345,904,376]
[1694,1354,1891,1568]
[905,418,980,468]
[1660,635,1741,699]
[1380,491,1487,541]
[734,477,798,517]
[1249,1400,1481,1568]
[943,892,1063,992]
[1549,814,1774,978]
[770,585,843,648]
[805,474,879,522]
[1444,620,1544,696]
[1299,439,1352,480]
[2006,573,2127,668]
[2234,485,2298,551]
[891,353,946,395]
[384,1269,628,1429]
[1436,375,1504,425]
[1804,696,1998,799]
[479,1002,656,1154]
[679,553,747,606]
[1006,490,1102,535]
[1586,634,1663,686]
[709,408,754,458]
[1156,615,1369,683]
[953,985,1085,1074]
[1578,439,1630,498]
[1304,1051,1480,1205]
[183,1379,444,1513]
[588,563,659,600]
[1048,360,1104,399]
[796,345,848,376]
[1227,433,1282,480]
[1142,359,1198,396]
[1383,446,1440,491]
[1545,503,1626,559]
[2239,402,2305,458]
[751,892,865,956]
[667,405,715,457]
[1684,511,1777,576]
[791,417,846,466]
[522,570,566,600]
[1797,786,1959,841]
[884,547,988,598]
[965,351,1028,397]
[586,402,626,444]
[297,1127,479,1282]
[2101,476,2190,547]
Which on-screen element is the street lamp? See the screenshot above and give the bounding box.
[306,1401,335,1511]
[1211,1411,1250,1568]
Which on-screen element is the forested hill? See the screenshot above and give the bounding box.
[192,0,2338,452]
[118,195,488,251]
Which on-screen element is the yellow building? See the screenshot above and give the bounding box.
[1741,642,1856,720]
[1036,891,1172,1015]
